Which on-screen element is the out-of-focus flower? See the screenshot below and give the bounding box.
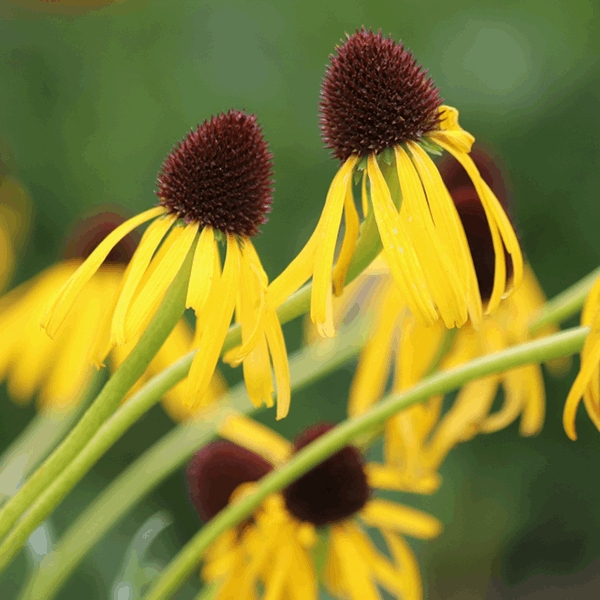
[269,28,522,337]
[0,210,223,415]
[189,416,442,600]
[41,110,292,417]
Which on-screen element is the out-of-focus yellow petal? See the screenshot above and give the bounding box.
[360,498,442,540]
[264,309,291,420]
[219,413,291,465]
[382,530,423,600]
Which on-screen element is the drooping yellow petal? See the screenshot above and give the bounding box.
[187,226,218,314]
[360,499,442,540]
[265,308,291,419]
[564,335,600,440]
[185,236,240,407]
[332,180,360,297]
[367,154,438,326]
[347,279,401,418]
[111,213,176,345]
[123,222,198,342]
[312,156,358,337]
[219,413,292,465]
[42,206,166,338]
[382,530,424,600]
[406,143,481,325]
[366,463,439,494]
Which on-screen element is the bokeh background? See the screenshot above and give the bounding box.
[0,0,599,598]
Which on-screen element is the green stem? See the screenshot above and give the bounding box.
[18,324,367,600]
[0,252,193,551]
[0,378,96,502]
[529,266,600,335]
[142,326,588,600]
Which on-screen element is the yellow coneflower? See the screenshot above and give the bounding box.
[268,27,522,337]
[190,416,442,600]
[41,110,291,418]
[0,210,223,415]
[563,274,600,440]
[0,176,31,292]
[337,147,561,481]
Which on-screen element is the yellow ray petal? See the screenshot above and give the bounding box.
[360,498,442,540]
[332,180,360,297]
[123,222,198,342]
[185,236,240,407]
[111,214,177,345]
[219,413,291,465]
[367,154,438,326]
[264,308,291,420]
[187,226,217,314]
[381,530,423,600]
[366,463,439,494]
[312,156,358,337]
[42,206,166,338]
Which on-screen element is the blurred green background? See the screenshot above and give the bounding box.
[0,0,599,598]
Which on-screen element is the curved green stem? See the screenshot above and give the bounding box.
[529,266,600,334]
[18,324,367,600]
[0,252,193,552]
[142,326,588,600]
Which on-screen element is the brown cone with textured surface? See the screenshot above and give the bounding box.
[320,27,443,162]
[64,210,140,264]
[283,423,370,527]
[187,440,273,523]
[156,110,273,238]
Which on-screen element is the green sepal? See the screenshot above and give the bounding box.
[418,138,444,156]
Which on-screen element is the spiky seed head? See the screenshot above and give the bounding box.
[283,423,370,527]
[187,440,272,523]
[157,110,274,237]
[320,27,443,162]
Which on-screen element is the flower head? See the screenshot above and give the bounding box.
[193,415,442,600]
[41,111,291,418]
[269,28,523,337]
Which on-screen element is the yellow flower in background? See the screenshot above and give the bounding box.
[563,274,600,439]
[0,210,223,415]
[0,176,32,292]
[190,416,442,600]
[41,110,292,418]
[268,28,522,337]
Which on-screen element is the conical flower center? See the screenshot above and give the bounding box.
[187,440,272,522]
[64,211,140,264]
[319,27,443,162]
[156,109,274,238]
[283,423,370,527]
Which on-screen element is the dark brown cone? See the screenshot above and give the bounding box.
[320,27,443,162]
[451,186,514,303]
[156,110,274,238]
[283,423,370,527]
[187,440,273,523]
[64,210,140,264]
